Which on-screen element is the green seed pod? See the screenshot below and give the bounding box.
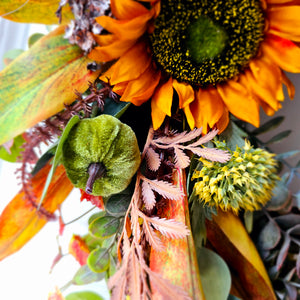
[62,114,141,197]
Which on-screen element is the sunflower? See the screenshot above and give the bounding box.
[89,0,300,133]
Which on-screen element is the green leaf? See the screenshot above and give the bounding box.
[0,134,25,162]
[102,97,130,119]
[28,33,45,48]
[227,295,242,300]
[275,150,300,160]
[190,199,207,247]
[66,291,104,300]
[38,115,80,207]
[196,247,231,300]
[219,121,247,150]
[265,130,292,145]
[3,49,24,66]
[89,216,120,239]
[72,265,105,285]
[244,211,253,234]
[31,144,57,176]
[87,247,110,273]
[251,116,284,136]
[266,180,291,211]
[258,221,281,251]
[88,211,106,225]
[105,186,132,216]
[0,26,100,146]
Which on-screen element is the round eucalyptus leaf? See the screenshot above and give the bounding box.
[65,291,104,300]
[266,181,290,211]
[105,189,131,216]
[89,216,120,239]
[258,221,281,250]
[87,247,110,273]
[197,247,231,300]
[72,265,105,285]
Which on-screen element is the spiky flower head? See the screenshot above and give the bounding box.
[192,140,279,214]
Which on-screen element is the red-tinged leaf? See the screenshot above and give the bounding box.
[0,26,101,145]
[276,232,291,271]
[48,287,65,300]
[80,190,104,210]
[0,0,73,25]
[69,235,90,266]
[206,211,276,300]
[0,164,73,261]
[150,169,205,299]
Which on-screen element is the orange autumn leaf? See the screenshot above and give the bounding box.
[150,168,205,299]
[0,25,101,145]
[0,0,73,24]
[69,234,90,266]
[0,164,73,261]
[206,210,276,300]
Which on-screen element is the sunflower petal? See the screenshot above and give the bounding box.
[121,68,161,106]
[151,79,173,129]
[281,71,295,99]
[172,80,194,108]
[110,0,150,20]
[268,6,300,41]
[101,41,151,85]
[183,105,195,130]
[191,88,225,134]
[217,81,260,127]
[262,35,300,73]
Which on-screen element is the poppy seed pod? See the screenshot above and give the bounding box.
[62,114,141,197]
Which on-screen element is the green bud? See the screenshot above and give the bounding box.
[62,115,141,197]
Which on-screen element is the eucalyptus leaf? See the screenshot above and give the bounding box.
[87,247,110,273]
[31,144,57,176]
[196,247,231,300]
[251,116,284,136]
[276,233,291,271]
[219,121,247,150]
[38,115,80,208]
[244,210,253,233]
[258,221,281,250]
[28,33,45,48]
[265,180,290,211]
[65,291,104,300]
[88,211,106,225]
[265,130,291,145]
[102,97,130,119]
[72,265,105,285]
[275,150,300,161]
[275,214,300,230]
[89,216,120,239]
[227,295,242,300]
[190,200,207,247]
[0,135,25,162]
[105,186,132,216]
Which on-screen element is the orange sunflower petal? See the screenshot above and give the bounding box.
[244,59,284,110]
[172,79,195,108]
[100,41,151,85]
[183,105,195,129]
[190,87,225,134]
[121,67,161,106]
[110,0,151,20]
[217,80,260,127]
[216,108,230,133]
[268,6,300,41]
[151,78,173,129]
[281,71,295,99]
[262,35,300,73]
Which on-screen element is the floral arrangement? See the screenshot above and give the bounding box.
[0,0,300,299]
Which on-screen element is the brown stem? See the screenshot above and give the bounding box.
[86,162,106,194]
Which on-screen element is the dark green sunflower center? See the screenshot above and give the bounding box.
[149,0,265,87]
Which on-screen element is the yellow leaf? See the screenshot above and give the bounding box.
[0,0,73,24]
[0,26,101,145]
[206,211,276,299]
[0,164,73,261]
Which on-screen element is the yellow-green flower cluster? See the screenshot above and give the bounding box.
[192,140,279,214]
